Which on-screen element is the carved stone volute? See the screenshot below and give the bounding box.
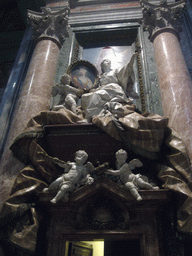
[140,0,185,39]
[27,5,70,47]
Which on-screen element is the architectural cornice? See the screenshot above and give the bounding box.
[69,6,142,27]
[27,5,70,47]
[69,3,142,27]
[48,1,176,29]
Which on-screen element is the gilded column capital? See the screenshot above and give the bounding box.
[140,0,185,39]
[27,5,70,47]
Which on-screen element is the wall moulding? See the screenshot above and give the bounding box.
[69,0,139,8]
[47,3,142,27]
[68,0,176,8]
[69,6,142,27]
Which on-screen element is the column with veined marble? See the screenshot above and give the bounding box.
[141,0,192,163]
[0,6,70,209]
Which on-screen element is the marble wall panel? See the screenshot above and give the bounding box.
[0,28,33,157]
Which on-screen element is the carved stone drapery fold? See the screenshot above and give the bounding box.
[27,5,70,47]
[140,0,185,39]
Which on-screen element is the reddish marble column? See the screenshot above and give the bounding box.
[0,38,60,209]
[8,39,60,148]
[151,28,192,162]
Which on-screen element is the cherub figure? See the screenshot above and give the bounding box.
[51,73,84,113]
[43,150,94,203]
[105,149,159,201]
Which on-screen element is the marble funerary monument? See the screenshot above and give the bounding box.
[0,0,192,255]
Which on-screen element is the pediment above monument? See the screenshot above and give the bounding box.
[37,176,171,236]
[38,176,171,206]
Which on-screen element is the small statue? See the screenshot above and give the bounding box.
[105,149,159,201]
[43,150,94,203]
[51,73,84,113]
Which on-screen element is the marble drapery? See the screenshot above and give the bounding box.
[0,107,192,252]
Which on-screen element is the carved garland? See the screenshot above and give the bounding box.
[73,39,80,63]
[135,37,146,113]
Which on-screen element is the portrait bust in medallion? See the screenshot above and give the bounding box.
[67,60,99,91]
